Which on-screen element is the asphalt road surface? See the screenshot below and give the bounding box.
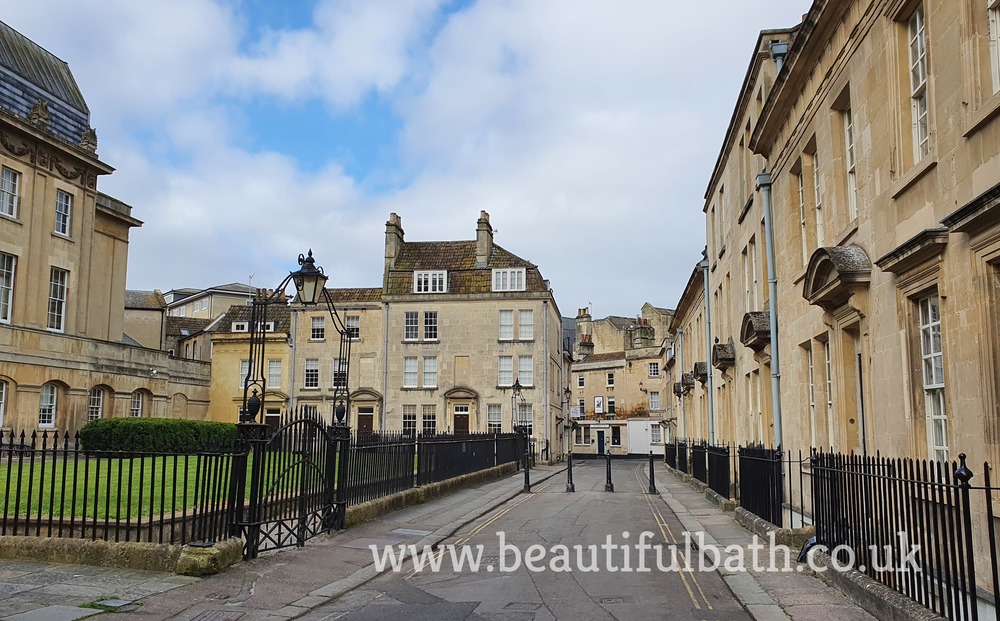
[311,459,751,620]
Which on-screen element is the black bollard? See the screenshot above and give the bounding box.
[566,450,575,492]
[523,448,531,492]
[604,449,615,492]
[648,450,656,494]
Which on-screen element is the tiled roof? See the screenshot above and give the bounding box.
[325,287,383,303]
[214,303,292,334]
[580,351,626,363]
[166,317,213,338]
[124,290,165,310]
[386,242,545,296]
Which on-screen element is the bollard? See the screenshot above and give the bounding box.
[566,450,576,493]
[523,448,531,492]
[604,449,615,492]
[648,451,656,494]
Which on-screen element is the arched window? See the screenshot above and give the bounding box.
[39,383,57,428]
[88,387,105,421]
[129,390,144,417]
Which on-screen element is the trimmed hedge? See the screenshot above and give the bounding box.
[79,418,237,453]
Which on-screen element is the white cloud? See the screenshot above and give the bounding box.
[2,0,812,318]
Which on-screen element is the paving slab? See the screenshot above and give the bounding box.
[2,605,101,621]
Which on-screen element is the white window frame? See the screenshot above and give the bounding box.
[518,309,533,340]
[403,356,418,388]
[824,339,835,444]
[649,391,661,411]
[268,359,282,388]
[492,268,526,292]
[517,402,533,436]
[487,404,502,433]
[129,391,144,418]
[807,346,817,448]
[607,396,616,416]
[648,362,660,378]
[990,0,1000,92]
[813,152,825,247]
[423,311,438,340]
[404,311,419,341]
[311,316,325,340]
[797,170,809,265]
[919,294,947,461]
[606,372,615,388]
[650,424,662,444]
[577,374,584,388]
[239,359,249,389]
[422,405,437,435]
[402,405,417,436]
[908,6,930,162]
[498,356,513,386]
[48,267,68,332]
[232,321,248,332]
[0,166,18,218]
[0,379,6,427]
[0,252,15,323]
[304,359,320,389]
[578,398,585,415]
[39,383,57,427]
[422,356,438,388]
[346,315,360,340]
[332,359,347,388]
[55,190,73,237]
[518,355,533,387]
[843,106,857,221]
[414,270,447,293]
[499,310,514,341]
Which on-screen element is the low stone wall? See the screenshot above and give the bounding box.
[345,461,518,527]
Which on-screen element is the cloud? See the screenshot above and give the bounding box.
[2,0,812,318]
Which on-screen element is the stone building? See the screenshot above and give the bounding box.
[208,212,567,460]
[569,304,673,455]
[0,20,210,432]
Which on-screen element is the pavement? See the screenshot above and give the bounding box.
[0,459,878,621]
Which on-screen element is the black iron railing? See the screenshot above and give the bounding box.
[676,440,689,474]
[348,432,416,504]
[706,444,731,499]
[812,451,999,621]
[691,441,707,484]
[665,442,677,469]
[0,429,235,545]
[737,445,783,526]
[417,433,511,486]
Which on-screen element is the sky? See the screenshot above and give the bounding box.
[5,0,811,320]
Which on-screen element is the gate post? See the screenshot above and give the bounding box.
[326,424,349,531]
[231,422,269,559]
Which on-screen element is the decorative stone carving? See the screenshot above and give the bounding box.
[53,158,83,181]
[80,128,98,152]
[712,339,736,370]
[0,131,30,157]
[740,312,771,352]
[802,245,872,311]
[28,101,50,130]
[693,362,708,384]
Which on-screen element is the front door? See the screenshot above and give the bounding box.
[597,430,606,455]
[454,404,470,434]
[357,409,374,434]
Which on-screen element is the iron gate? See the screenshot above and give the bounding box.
[232,417,348,559]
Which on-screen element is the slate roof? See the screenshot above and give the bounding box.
[386,241,545,295]
[604,316,635,330]
[0,20,91,144]
[124,290,165,310]
[165,317,213,339]
[215,304,292,334]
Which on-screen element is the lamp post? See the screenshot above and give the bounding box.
[510,379,531,491]
[240,250,351,428]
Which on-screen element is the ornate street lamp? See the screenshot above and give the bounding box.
[510,378,525,433]
[240,250,351,427]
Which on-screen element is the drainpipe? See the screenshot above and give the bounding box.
[382,301,389,430]
[677,327,686,440]
[289,309,298,414]
[698,254,715,445]
[543,300,550,463]
[756,172,783,449]
[770,40,789,74]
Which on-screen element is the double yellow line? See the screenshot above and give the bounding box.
[634,463,713,612]
[404,483,550,579]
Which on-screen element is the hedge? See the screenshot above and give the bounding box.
[79,418,237,453]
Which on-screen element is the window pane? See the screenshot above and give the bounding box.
[0,252,15,322]
[499,310,513,340]
[518,310,533,340]
[403,357,418,387]
[423,356,437,387]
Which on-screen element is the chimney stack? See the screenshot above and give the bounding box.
[475,210,493,267]
[385,213,404,288]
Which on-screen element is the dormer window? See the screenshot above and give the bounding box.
[232,322,248,332]
[492,268,526,292]
[414,271,447,293]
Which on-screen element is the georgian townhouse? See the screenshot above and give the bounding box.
[0,20,210,432]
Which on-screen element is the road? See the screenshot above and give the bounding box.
[307,459,750,620]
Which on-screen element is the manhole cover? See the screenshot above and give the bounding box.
[189,611,246,621]
[600,598,625,604]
